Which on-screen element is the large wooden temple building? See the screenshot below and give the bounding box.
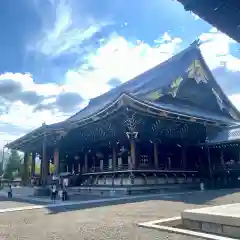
[6,42,240,195]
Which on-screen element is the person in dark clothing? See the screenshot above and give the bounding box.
[8,184,12,198]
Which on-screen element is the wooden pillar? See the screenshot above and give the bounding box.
[53,148,59,175]
[181,147,186,169]
[23,152,29,184]
[238,148,240,162]
[84,152,88,172]
[207,146,213,183]
[168,157,171,169]
[130,139,136,169]
[112,146,117,170]
[154,142,158,168]
[46,157,50,176]
[41,134,48,185]
[40,155,43,179]
[72,163,75,173]
[118,156,122,169]
[100,159,104,171]
[108,157,112,170]
[220,149,224,165]
[31,152,36,177]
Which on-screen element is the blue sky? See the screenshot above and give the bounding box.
[0,0,240,146]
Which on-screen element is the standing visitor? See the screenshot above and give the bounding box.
[62,184,68,201]
[8,184,12,198]
[51,184,57,203]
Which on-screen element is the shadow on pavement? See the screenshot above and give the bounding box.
[0,188,239,215]
[47,188,240,214]
[0,195,48,205]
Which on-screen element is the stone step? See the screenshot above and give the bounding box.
[182,203,240,238]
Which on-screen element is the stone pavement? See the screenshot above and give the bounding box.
[0,188,198,213]
[0,189,240,239]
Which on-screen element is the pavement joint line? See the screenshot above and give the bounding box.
[138,217,238,240]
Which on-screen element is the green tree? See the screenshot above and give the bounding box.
[3,150,22,180]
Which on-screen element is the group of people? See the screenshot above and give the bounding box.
[6,182,68,203]
[51,184,68,203]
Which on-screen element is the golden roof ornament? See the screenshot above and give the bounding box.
[145,89,164,101]
[187,60,208,84]
[169,76,184,97]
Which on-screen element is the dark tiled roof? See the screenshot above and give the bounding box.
[208,126,240,144]
[68,43,201,121]
[5,122,66,149]
[149,101,237,124]
[67,41,240,123]
[177,0,240,43]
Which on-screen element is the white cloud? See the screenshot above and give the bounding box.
[199,29,240,70]
[0,72,62,97]
[229,94,240,112]
[191,13,200,20]
[0,101,63,129]
[198,28,240,110]
[0,73,66,142]
[64,33,182,99]
[30,0,109,58]
[0,133,19,149]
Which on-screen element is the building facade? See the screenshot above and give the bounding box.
[6,41,240,194]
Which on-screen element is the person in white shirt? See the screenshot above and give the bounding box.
[51,184,57,203]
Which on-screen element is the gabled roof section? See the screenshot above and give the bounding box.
[68,41,240,123]
[68,41,200,122]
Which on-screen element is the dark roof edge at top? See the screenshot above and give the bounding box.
[176,0,240,43]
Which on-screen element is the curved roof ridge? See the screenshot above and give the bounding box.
[68,42,201,121]
[89,41,200,104]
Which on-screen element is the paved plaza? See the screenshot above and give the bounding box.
[0,189,239,240]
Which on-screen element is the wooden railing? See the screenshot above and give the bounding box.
[81,165,198,174]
